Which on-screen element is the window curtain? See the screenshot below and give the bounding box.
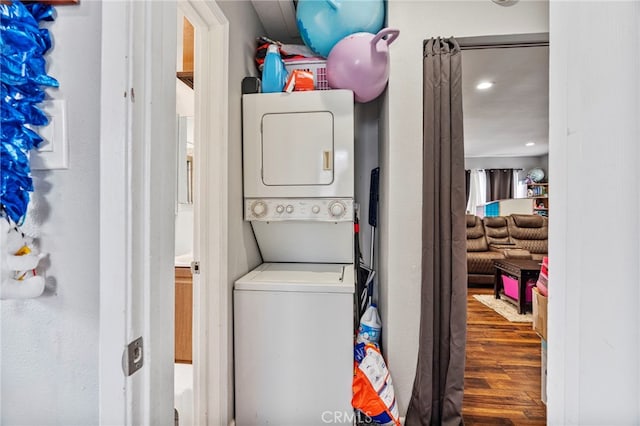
[465,169,487,214]
[465,170,470,204]
[406,37,467,426]
[513,169,527,198]
[486,169,513,201]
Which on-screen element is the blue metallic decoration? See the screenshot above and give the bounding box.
[0,0,58,224]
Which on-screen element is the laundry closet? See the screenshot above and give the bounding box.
[234,89,359,424]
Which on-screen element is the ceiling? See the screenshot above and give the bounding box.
[462,45,549,158]
[251,0,301,44]
[250,2,550,159]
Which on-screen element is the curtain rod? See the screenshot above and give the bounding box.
[459,42,548,51]
[465,168,524,171]
[456,33,549,51]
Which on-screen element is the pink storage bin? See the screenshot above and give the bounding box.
[536,256,549,296]
[502,275,533,303]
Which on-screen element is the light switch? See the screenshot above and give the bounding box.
[30,99,69,170]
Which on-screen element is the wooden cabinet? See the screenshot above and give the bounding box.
[527,183,548,217]
[175,266,192,364]
[177,17,194,89]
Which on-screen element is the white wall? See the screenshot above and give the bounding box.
[355,102,381,276]
[383,0,549,414]
[548,2,640,423]
[176,80,195,118]
[0,1,101,424]
[175,203,194,256]
[215,1,264,421]
[217,0,263,277]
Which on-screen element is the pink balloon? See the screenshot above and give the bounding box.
[327,28,400,103]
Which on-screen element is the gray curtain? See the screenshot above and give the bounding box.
[406,37,467,426]
[487,169,513,201]
[465,170,470,204]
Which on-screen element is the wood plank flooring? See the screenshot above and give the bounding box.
[463,287,546,425]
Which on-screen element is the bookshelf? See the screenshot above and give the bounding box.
[527,183,548,217]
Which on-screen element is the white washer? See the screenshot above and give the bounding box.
[234,263,354,426]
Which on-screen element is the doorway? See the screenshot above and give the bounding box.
[174,11,196,426]
[459,34,549,424]
[174,1,231,425]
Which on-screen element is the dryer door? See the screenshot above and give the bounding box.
[262,111,333,186]
[243,90,354,198]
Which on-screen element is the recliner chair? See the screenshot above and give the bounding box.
[506,214,548,261]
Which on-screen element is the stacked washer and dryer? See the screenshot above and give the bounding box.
[234,90,355,425]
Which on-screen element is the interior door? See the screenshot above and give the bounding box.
[261,111,334,186]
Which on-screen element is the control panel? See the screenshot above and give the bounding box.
[245,198,353,222]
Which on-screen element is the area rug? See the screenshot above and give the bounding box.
[473,294,533,323]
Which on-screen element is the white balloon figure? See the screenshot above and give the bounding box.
[1,219,46,299]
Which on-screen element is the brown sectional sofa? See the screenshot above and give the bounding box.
[466,214,548,285]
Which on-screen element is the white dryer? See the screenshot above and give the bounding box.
[242,89,354,199]
[242,90,355,263]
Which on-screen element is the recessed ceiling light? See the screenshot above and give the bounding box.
[525,142,536,147]
[476,81,494,90]
[492,0,519,6]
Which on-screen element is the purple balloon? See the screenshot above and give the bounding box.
[327,28,400,103]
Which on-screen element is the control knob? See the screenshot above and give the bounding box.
[250,200,267,218]
[286,205,294,214]
[276,205,284,214]
[329,201,346,218]
[311,205,320,214]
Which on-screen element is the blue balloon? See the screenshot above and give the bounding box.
[296,0,385,58]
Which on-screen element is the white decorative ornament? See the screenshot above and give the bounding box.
[1,220,47,299]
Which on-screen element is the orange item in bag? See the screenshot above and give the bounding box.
[284,69,315,92]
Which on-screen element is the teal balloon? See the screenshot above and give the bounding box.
[296,0,385,58]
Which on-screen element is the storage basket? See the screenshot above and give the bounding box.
[284,59,329,90]
[485,201,499,217]
[502,275,533,303]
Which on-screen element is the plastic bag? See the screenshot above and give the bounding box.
[352,342,400,426]
[254,36,318,71]
[536,256,549,296]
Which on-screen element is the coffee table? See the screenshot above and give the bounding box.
[493,258,542,314]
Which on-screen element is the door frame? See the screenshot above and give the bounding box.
[99,1,230,424]
[180,1,231,424]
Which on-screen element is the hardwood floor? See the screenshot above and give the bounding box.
[463,287,546,425]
